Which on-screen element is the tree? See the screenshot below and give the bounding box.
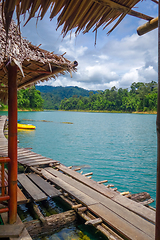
[17,87,44,109]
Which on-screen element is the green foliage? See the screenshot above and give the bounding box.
[1,82,158,113]
[59,81,158,113]
[17,86,44,110]
[0,102,8,110]
[40,92,61,110]
[36,86,98,110]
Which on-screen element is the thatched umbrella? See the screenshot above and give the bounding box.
[0,12,77,103]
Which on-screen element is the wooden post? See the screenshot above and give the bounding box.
[8,63,18,224]
[156,4,160,239]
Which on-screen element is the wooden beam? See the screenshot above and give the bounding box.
[94,0,153,21]
[8,63,18,224]
[24,210,77,237]
[137,17,158,35]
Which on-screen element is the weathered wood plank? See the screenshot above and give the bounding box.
[45,167,155,238]
[18,152,53,160]
[85,218,102,225]
[18,173,47,202]
[1,211,32,240]
[17,186,30,205]
[0,145,8,149]
[26,160,56,166]
[88,203,153,240]
[56,164,155,223]
[56,164,114,198]
[18,156,52,162]
[27,173,61,198]
[0,224,24,238]
[41,169,98,206]
[18,154,48,160]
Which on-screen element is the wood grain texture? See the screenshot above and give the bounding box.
[18,173,47,202]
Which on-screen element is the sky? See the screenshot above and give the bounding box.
[19,0,158,91]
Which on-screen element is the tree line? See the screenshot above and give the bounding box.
[59,81,158,112]
[36,86,98,110]
[17,86,44,110]
[0,82,158,112]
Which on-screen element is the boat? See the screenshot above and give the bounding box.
[17,123,36,130]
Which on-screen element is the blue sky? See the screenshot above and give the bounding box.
[19,0,158,90]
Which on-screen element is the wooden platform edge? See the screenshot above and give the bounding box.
[0,211,32,240]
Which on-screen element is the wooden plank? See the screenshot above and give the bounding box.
[17,186,30,205]
[0,145,8,149]
[56,164,155,223]
[18,151,52,159]
[18,156,58,164]
[56,164,114,198]
[18,173,47,202]
[89,203,153,240]
[1,211,32,240]
[18,157,54,163]
[18,149,34,155]
[45,167,155,238]
[10,227,32,240]
[18,157,49,162]
[26,160,56,166]
[1,169,29,204]
[41,169,98,206]
[18,154,47,159]
[0,224,24,238]
[18,156,52,162]
[27,173,61,198]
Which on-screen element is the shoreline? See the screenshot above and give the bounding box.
[0,108,157,114]
[58,109,157,114]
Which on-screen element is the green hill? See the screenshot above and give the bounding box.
[35,86,98,109]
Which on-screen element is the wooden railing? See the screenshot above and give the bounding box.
[0,157,10,214]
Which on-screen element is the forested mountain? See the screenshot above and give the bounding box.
[36,86,98,109]
[1,82,157,112]
[36,86,98,97]
[59,81,158,112]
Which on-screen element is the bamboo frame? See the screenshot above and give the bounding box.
[137,17,158,36]
[96,0,153,20]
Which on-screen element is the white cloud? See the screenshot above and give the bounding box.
[19,2,158,91]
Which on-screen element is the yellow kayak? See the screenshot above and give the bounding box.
[17,123,36,130]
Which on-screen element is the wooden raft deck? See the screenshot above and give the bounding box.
[0,115,156,240]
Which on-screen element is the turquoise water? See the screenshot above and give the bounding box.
[0,111,157,239]
[0,111,157,206]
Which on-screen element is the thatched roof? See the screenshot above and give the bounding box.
[0,10,77,102]
[0,0,156,38]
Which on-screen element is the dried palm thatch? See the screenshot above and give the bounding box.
[0,11,78,103]
[0,0,157,102]
[0,0,155,38]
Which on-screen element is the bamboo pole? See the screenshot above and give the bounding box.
[156,4,160,239]
[137,17,158,36]
[8,63,18,224]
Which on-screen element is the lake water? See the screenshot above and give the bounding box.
[0,111,157,239]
